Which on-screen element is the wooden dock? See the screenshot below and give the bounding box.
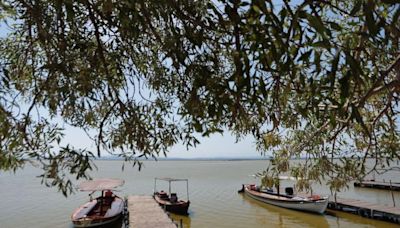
[354,180,400,191]
[127,195,177,228]
[328,197,400,224]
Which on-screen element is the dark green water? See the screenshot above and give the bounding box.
[1,160,399,227]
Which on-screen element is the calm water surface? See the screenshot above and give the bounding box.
[1,160,399,228]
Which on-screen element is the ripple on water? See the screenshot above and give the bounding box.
[1,160,399,228]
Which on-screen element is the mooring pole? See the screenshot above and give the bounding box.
[154,178,157,194]
[187,180,189,201]
[169,181,171,196]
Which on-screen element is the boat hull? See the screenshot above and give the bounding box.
[72,214,121,227]
[154,195,190,215]
[243,185,328,214]
[72,197,124,227]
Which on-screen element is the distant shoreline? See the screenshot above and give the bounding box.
[96,157,271,161]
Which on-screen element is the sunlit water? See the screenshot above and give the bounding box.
[1,160,399,228]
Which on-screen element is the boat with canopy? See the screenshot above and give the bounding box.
[71,178,125,227]
[153,177,190,215]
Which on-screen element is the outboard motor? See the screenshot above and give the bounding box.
[285,187,294,196]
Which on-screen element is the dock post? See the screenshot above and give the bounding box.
[123,197,129,227]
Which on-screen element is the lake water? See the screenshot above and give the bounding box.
[1,160,399,227]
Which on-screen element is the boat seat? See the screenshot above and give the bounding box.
[104,198,123,217]
[170,193,178,203]
[159,191,169,200]
[285,187,294,196]
[74,200,98,219]
[104,190,114,205]
[105,190,113,197]
[249,184,257,191]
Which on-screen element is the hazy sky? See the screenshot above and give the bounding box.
[62,124,261,158]
[169,134,260,158]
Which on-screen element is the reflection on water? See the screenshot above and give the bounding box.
[1,160,399,228]
[68,217,124,228]
[170,214,192,228]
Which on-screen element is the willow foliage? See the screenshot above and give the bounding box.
[0,0,399,194]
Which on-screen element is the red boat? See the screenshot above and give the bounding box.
[153,177,190,215]
[71,178,125,227]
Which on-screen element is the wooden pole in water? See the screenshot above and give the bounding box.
[390,180,396,207]
[186,180,189,201]
[169,180,171,196]
[154,178,157,194]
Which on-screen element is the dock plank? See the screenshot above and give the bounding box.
[128,195,176,228]
[328,197,400,224]
[354,180,400,191]
[334,197,400,212]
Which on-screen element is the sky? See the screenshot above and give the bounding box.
[62,124,262,159]
[169,134,261,158]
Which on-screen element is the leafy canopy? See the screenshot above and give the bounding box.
[0,0,399,195]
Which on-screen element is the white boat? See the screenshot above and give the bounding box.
[239,184,329,214]
[71,178,125,227]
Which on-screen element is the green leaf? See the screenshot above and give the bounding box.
[328,22,342,31]
[393,6,400,25]
[65,1,75,22]
[252,5,261,13]
[307,14,326,37]
[311,40,331,49]
[314,51,321,73]
[298,50,312,62]
[297,10,307,19]
[339,71,350,104]
[1,69,10,89]
[352,106,363,124]
[345,51,362,79]
[381,0,400,4]
[351,105,369,134]
[280,8,287,20]
[329,50,341,88]
[350,0,362,16]
[364,1,378,35]
[208,104,216,117]
[259,78,267,98]
[194,121,202,132]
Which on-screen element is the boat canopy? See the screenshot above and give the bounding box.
[154,177,189,200]
[249,175,302,181]
[79,178,125,191]
[155,177,188,182]
[278,176,304,181]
